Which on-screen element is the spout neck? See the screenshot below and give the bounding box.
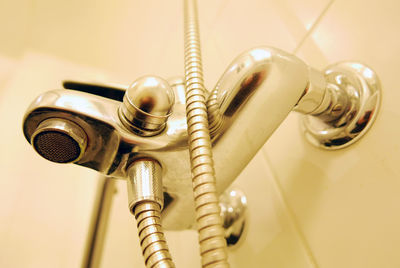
[207,47,312,142]
[206,47,313,191]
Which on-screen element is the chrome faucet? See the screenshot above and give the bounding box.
[21,0,382,266]
[22,46,381,231]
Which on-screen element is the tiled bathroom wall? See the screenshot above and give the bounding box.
[264,0,400,267]
[0,0,398,267]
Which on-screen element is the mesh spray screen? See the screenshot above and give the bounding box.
[33,131,81,163]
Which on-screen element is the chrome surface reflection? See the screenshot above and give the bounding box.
[31,118,87,163]
[119,76,175,136]
[301,62,381,149]
[219,188,247,247]
[22,47,381,229]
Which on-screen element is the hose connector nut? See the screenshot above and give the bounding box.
[127,159,164,213]
[119,76,175,136]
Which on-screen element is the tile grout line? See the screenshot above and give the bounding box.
[263,2,337,265]
[260,149,320,268]
[209,0,230,33]
[293,0,335,54]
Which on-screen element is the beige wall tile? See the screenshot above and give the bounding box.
[0,0,349,267]
[101,153,316,268]
[0,53,109,267]
[265,0,400,267]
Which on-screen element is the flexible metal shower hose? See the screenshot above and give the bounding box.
[127,159,175,268]
[134,202,175,268]
[183,0,229,267]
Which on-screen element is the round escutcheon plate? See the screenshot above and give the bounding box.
[301,62,381,150]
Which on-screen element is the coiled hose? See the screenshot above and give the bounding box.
[134,202,175,268]
[128,159,175,268]
[183,0,230,267]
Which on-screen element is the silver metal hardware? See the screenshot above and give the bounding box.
[22,47,382,231]
[301,62,381,149]
[31,118,87,163]
[81,176,116,268]
[134,202,175,268]
[220,188,247,248]
[20,0,384,265]
[294,67,328,115]
[63,80,128,101]
[119,76,175,136]
[183,0,229,266]
[127,159,164,212]
[127,159,175,268]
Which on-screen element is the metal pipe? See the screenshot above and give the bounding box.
[206,47,322,193]
[81,176,116,268]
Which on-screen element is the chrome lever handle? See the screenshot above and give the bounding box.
[62,80,128,101]
[22,76,185,178]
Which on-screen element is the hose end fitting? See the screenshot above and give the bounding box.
[127,159,164,213]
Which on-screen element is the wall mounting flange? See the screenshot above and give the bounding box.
[219,188,247,248]
[301,62,381,150]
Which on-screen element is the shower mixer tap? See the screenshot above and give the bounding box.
[22,46,381,231]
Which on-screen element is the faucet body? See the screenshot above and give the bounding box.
[23,47,326,229]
